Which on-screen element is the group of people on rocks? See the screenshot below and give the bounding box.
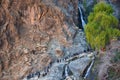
[26,48,91,79]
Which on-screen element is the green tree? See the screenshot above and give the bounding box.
[85,2,120,50]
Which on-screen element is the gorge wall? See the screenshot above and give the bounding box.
[0,0,89,80]
[1,0,119,80]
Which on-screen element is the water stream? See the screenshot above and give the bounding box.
[78,3,95,80]
[84,58,95,79]
[65,65,69,77]
[78,5,86,29]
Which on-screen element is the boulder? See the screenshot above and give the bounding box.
[69,57,92,79]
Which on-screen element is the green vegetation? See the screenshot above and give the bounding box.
[85,2,120,50]
[108,51,120,80]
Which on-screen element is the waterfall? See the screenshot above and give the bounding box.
[78,6,86,29]
[84,59,94,79]
[65,65,69,77]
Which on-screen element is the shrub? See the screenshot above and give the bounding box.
[85,2,120,50]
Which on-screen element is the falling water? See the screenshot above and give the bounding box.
[78,6,86,29]
[65,65,69,77]
[84,59,94,79]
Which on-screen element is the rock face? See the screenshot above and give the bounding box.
[107,0,120,20]
[0,0,89,80]
[38,63,66,80]
[69,57,92,78]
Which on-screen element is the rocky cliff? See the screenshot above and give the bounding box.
[1,0,119,80]
[0,0,89,80]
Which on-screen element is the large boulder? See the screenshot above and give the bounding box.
[69,57,92,79]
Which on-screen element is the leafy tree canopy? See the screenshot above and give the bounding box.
[85,2,120,50]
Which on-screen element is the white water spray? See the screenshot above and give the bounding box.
[78,6,86,29]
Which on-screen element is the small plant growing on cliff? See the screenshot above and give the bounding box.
[85,2,120,50]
